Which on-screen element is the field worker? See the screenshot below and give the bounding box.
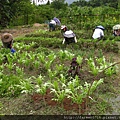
[61,25,77,44]
[49,19,57,31]
[92,25,105,40]
[1,33,16,53]
[49,17,61,31]
[113,24,120,36]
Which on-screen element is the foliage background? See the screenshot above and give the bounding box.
[0,0,119,30]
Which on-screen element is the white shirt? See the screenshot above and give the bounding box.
[92,28,104,39]
[50,20,56,25]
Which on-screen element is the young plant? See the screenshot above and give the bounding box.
[37,53,45,64]
[88,78,104,95]
[58,50,67,62]
[34,60,40,69]
[19,78,34,94]
[35,75,50,106]
[50,80,70,108]
[44,53,56,70]
[48,69,57,81]
[15,66,24,76]
[87,57,101,76]
[51,89,68,108]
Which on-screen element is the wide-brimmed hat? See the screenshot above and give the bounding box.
[1,33,13,43]
[113,24,120,30]
[63,30,75,38]
[96,25,105,30]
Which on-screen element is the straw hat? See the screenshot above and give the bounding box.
[1,33,13,43]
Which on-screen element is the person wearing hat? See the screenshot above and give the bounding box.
[1,33,16,53]
[61,25,77,44]
[92,25,105,40]
[49,19,57,31]
[113,24,120,36]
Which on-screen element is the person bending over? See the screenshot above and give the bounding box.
[61,25,77,44]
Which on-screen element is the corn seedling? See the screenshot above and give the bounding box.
[34,60,40,69]
[89,79,104,95]
[76,55,83,65]
[15,66,24,76]
[19,78,34,94]
[50,88,70,108]
[35,75,50,106]
[87,57,101,76]
[48,69,57,81]
[37,53,45,64]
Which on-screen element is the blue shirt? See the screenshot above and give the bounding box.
[11,48,16,53]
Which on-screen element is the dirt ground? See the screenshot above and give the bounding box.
[0,23,48,38]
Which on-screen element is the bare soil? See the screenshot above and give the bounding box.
[0,23,47,38]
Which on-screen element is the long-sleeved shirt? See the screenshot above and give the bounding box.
[92,28,104,39]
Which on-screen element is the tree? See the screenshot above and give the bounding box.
[51,0,68,10]
[87,0,118,8]
[70,0,88,7]
[0,0,31,27]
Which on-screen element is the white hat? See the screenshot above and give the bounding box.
[113,24,120,30]
[63,30,75,38]
[61,25,66,30]
[96,25,105,30]
[1,33,13,43]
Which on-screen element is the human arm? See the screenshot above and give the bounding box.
[62,38,65,44]
[74,36,77,43]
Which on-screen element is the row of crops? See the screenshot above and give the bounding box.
[0,28,119,114]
